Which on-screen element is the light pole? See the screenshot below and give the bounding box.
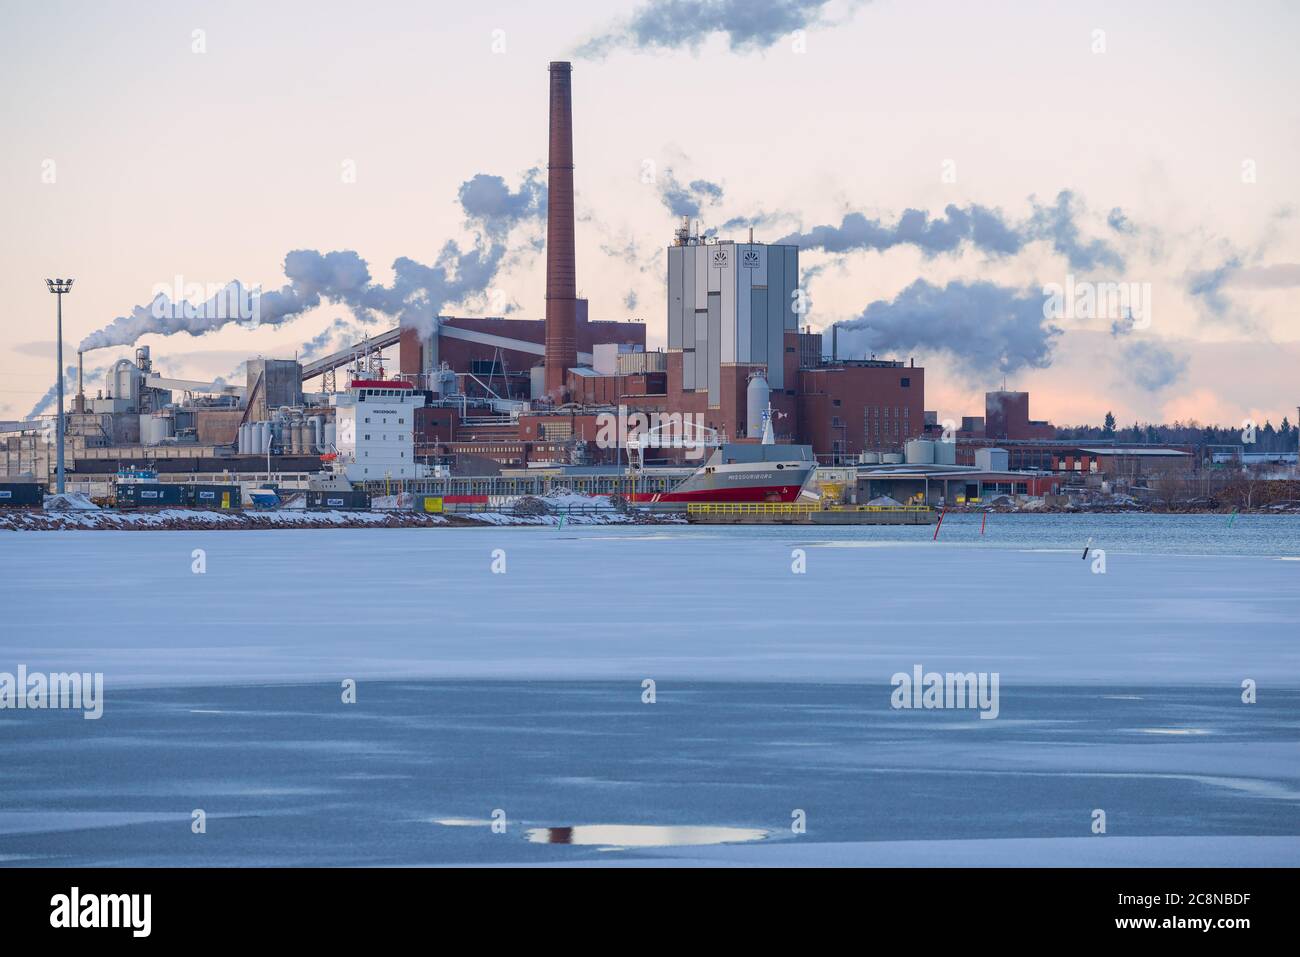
[46,278,74,494]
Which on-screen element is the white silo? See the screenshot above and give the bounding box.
[935,439,957,465]
[746,374,770,439]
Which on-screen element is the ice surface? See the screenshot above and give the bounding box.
[2,520,1297,867]
[1,525,1296,688]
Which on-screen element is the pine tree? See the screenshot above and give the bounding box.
[1103,411,1116,434]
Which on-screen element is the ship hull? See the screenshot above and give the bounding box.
[634,482,808,504]
[630,454,816,504]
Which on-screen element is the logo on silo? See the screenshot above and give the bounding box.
[742,250,760,268]
[711,248,729,268]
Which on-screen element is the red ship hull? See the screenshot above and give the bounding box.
[629,484,805,504]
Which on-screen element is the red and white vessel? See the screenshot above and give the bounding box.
[628,405,816,503]
[640,442,817,503]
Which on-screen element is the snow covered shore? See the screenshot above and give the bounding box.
[0,505,661,531]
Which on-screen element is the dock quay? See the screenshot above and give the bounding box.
[685,503,936,525]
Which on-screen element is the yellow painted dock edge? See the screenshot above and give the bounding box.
[686,503,933,515]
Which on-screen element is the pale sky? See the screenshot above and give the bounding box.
[3,0,1298,428]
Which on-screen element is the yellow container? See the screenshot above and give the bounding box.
[423,496,444,513]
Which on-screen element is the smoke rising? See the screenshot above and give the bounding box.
[1122,340,1188,392]
[831,279,1062,379]
[778,191,1128,271]
[576,0,862,57]
[457,168,547,240]
[1029,191,1125,271]
[299,318,364,362]
[26,363,106,419]
[1109,306,1188,391]
[78,171,542,353]
[1186,256,1241,318]
[659,170,724,219]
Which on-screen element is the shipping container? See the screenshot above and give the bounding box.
[0,483,45,507]
[305,489,370,510]
[115,483,187,506]
[186,484,242,509]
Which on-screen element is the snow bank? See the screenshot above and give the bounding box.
[43,492,99,511]
[462,510,631,526]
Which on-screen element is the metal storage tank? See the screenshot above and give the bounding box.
[905,439,935,465]
[260,421,272,454]
[323,421,337,450]
[309,417,322,451]
[859,451,880,464]
[881,452,904,464]
[745,374,770,439]
[140,413,173,446]
[111,359,140,406]
[935,439,957,465]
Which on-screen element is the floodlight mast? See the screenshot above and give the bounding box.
[46,278,74,494]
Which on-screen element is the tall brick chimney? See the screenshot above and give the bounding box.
[544,61,577,400]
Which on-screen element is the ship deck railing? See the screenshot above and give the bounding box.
[685,502,933,515]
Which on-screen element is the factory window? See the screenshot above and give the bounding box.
[832,417,841,428]
[365,417,370,423]
[365,434,370,440]
[901,377,910,387]
[832,399,841,407]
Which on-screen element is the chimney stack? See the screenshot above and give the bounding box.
[75,350,85,413]
[544,61,578,399]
